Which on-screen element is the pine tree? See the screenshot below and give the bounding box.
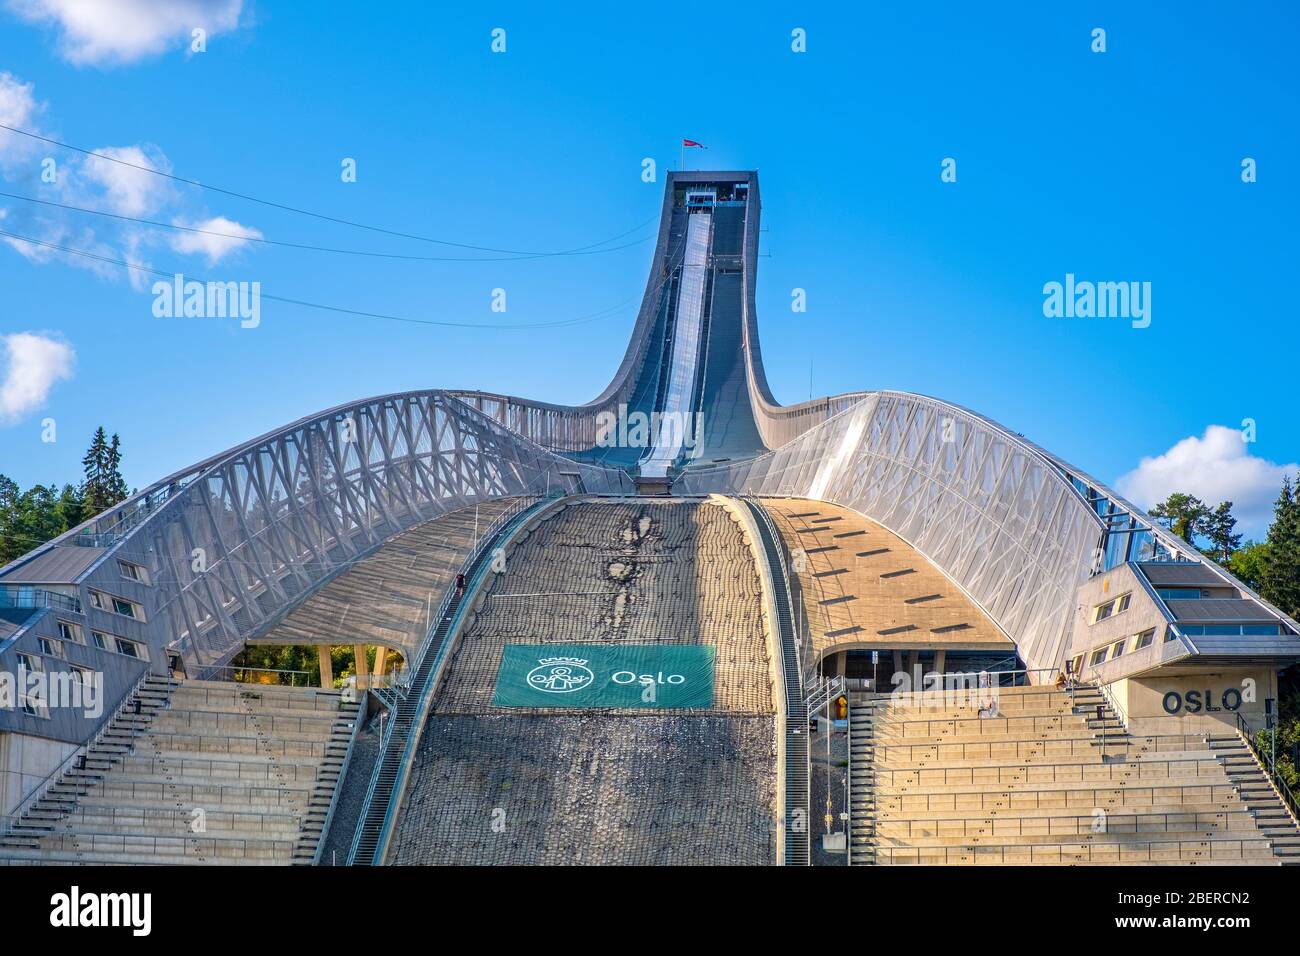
[1262,476,1300,620]
[1149,492,1211,545]
[105,433,129,506]
[81,426,111,517]
[1202,500,1243,563]
[56,483,85,531]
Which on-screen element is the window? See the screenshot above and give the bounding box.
[69,666,90,686]
[89,589,143,621]
[1157,588,1204,600]
[1110,640,1126,659]
[1180,623,1282,636]
[115,638,140,658]
[56,620,82,643]
[1089,647,1109,666]
[1068,655,1084,676]
[1093,593,1132,623]
[16,652,39,673]
[91,631,108,650]
[1132,629,1156,651]
[37,637,59,658]
[118,560,147,584]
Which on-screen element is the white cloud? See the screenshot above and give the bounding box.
[0,71,42,170]
[79,144,173,217]
[0,332,74,425]
[0,70,38,128]
[1116,425,1299,537]
[0,72,259,288]
[169,215,262,264]
[6,0,244,66]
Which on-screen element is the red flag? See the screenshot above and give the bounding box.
[682,139,706,148]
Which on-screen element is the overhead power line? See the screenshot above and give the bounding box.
[0,226,641,331]
[0,122,652,257]
[0,189,655,263]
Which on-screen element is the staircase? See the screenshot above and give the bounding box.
[848,698,874,864]
[1209,732,1300,865]
[347,594,460,865]
[349,498,550,865]
[848,684,1297,865]
[741,497,810,866]
[0,676,358,865]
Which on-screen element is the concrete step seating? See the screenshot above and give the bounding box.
[0,675,358,866]
[849,684,1300,866]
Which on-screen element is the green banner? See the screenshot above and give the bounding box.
[492,644,715,708]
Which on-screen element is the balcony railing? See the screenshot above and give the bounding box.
[0,586,81,614]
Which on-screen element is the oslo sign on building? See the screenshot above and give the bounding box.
[493,644,715,708]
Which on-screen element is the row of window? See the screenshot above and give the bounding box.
[118,559,148,584]
[1179,624,1282,636]
[1075,627,1160,671]
[12,653,95,718]
[88,588,145,622]
[52,619,146,659]
[1092,592,1131,624]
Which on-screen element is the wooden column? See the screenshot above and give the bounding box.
[318,645,334,687]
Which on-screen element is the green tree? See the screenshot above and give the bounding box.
[0,481,74,564]
[80,427,128,518]
[0,474,23,564]
[81,426,112,517]
[1201,500,1243,563]
[105,433,129,504]
[1261,476,1300,620]
[1227,540,1270,592]
[1148,492,1212,545]
[55,483,85,531]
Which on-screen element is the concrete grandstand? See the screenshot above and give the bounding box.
[1,171,1298,866]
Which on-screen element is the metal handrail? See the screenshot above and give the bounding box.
[868,668,1064,699]
[1092,677,1131,729]
[878,781,1240,815]
[346,494,551,865]
[310,692,364,865]
[873,755,1230,789]
[366,496,554,861]
[0,665,149,837]
[4,828,297,855]
[5,801,300,832]
[1234,711,1300,828]
[880,808,1257,839]
[872,732,1215,767]
[200,664,315,687]
[846,694,855,866]
[151,682,341,713]
[0,585,82,614]
[104,752,320,782]
[742,494,808,697]
[739,494,811,867]
[872,835,1271,865]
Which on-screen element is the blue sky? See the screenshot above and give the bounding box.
[0,1,1296,538]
